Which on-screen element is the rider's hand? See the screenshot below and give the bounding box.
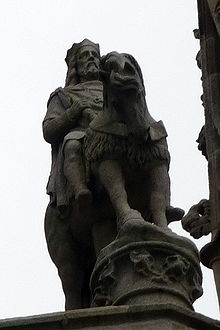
[71,99,90,113]
[66,99,90,122]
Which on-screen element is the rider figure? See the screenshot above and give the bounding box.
[43,39,102,211]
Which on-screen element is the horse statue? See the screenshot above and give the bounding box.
[85,51,183,230]
[44,51,184,311]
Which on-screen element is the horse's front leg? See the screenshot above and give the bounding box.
[97,160,144,227]
[149,163,170,229]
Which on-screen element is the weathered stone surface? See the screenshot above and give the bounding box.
[91,220,202,310]
[181,0,220,308]
[197,0,220,308]
[43,41,185,310]
[43,39,103,310]
[0,304,219,330]
[182,199,211,239]
[196,0,220,243]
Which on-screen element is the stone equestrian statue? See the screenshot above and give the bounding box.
[43,40,184,310]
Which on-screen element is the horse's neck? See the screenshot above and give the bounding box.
[104,91,125,123]
[131,94,156,126]
[105,90,155,129]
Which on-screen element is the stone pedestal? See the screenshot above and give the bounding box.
[0,304,220,330]
[91,220,203,310]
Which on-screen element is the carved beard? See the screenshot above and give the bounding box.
[78,62,99,81]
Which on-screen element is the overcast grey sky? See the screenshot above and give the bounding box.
[0,0,219,321]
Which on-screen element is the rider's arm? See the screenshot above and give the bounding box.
[43,94,81,144]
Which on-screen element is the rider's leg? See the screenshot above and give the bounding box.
[98,160,143,226]
[63,139,91,205]
[149,163,169,228]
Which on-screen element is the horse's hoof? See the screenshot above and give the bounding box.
[118,209,145,228]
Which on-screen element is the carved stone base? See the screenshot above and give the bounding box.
[90,220,203,310]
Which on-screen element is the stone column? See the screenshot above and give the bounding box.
[197,0,220,308]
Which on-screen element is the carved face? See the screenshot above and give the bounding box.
[102,52,143,93]
[76,45,100,81]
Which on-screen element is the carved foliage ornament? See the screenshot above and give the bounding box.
[91,248,203,307]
